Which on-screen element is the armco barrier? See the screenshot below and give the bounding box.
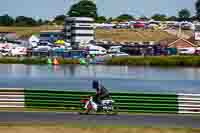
[1,88,200,114]
[178,93,200,114]
[24,89,178,113]
[0,88,24,108]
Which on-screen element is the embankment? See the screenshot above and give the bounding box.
[1,56,200,67]
[106,56,200,67]
[0,57,80,65]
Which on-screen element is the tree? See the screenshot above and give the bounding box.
[191,16,197,21]
[115,14,134,22]
[196,0,200,20]
[15,16,37,26]
[68,0,98,19]
[167,16,178,21]
[37,19,43,25]
[107,17,113,23]
[54,15,65,21]
[53,15,66,25]
[0,14,14,26]
[96,16,107,23]
[178,9,191,21]
[151,14,167,21]
[43,20,50,25]
[139,16,149,21]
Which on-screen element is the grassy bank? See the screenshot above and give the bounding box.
[106,56,200,67]
[0,26,176,41]
[0,57,80,65]
[95,29,176,42]
[0,124,199,133]
[1,56,200,66]
[0,26,63,38]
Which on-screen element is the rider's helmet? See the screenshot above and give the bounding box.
[92,80,99,90]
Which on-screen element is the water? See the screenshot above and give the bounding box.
[0,64,200,93]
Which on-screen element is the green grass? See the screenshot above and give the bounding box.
[96,29,177,42]
[106,56,200,67]
[0,57,80,65]
[0,26,176,41]
[2,56,200,66]
[0,26,63,38]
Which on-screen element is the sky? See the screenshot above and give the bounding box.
[0,0,196,20]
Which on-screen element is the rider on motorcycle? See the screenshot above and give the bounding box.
[83,80,111,113]
[92,80,111,105]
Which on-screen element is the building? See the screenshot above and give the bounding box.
[160,38,197,49]
[64,17,94,49]
[168,38,196,48]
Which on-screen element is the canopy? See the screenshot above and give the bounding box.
[55,40,65,45]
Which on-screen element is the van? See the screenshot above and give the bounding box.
[178,47,196,55]
[87,45,107,56]
[108,46,122,53]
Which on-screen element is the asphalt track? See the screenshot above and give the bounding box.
[0,112,200,128]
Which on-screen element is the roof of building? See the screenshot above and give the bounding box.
[160,36,198,47]
[168,38,196,47]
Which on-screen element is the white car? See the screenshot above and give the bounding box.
[0,50,10,56]
[108,52,129,57]
[108,46,122,53]
[33,46,52,52]
[86,44,107,55]
[11,47,27,56]
[178,47,196,55]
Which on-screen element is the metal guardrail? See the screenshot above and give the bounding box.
[0,89,200,114]
[178,93,200,114]
[24,90,178,113]
[0,88,24,108]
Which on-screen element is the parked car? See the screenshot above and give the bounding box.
[86,44,107,56]
[178,47,196,55]
[0,50,10,56]
[108,46,122,53]
[133,22,146,28]
[108,52,129,57]
[11,47,27,56]
[33,41,53,52]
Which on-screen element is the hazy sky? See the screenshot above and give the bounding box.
[0,0,196,19]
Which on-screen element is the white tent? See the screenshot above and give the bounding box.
[29,35,40,47]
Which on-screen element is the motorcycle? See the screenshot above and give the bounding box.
[80,95,118,115]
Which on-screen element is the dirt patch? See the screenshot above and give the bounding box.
[0,26,176,42]
[95,29,176,42]
[0,125,199,133]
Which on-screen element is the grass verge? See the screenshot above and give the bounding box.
[0,124,199,133]
[0,57,80,65]
[106,56,200,67]
[0,26,176,42]
[96,29,176,42]
[2,56,200,67]
[0,26,63,38]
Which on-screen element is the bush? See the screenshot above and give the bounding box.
[56,58,80,65]
[106,56,200,67]
[0,57,81,65]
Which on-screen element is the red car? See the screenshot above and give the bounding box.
[133,22,146,28]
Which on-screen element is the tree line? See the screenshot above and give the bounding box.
[1,0,200,26]
[67,0,200,22]
[0,15,50,26]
